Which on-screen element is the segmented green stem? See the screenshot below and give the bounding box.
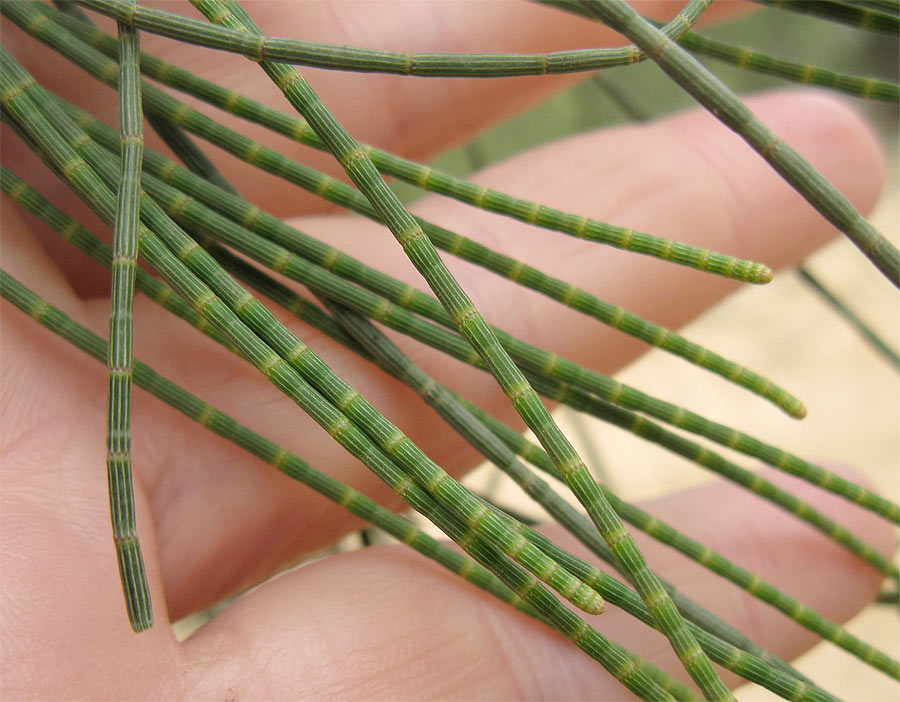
[0,250,815,699]
[750,0,900,33]
[48,97,885,531]
[668,24,900,101]
[0,272,691,700]
[183,155,891,531]
[141,49,772,284]
[8,144,847,692]
[64,0,230,214]
[156,169,898,547]
[190,0,728,696]
[5,151,840,692]
[570,0,900,288]
[62,97,890,567]
[797,267,900,369]
[0,270,690,702]
[187,218,891,583]
[74,116,612,617]
[17,5,808,504]
[3,0,892,692]
[106,16,151,632]
[0,163,740,698]
[74,0,710,77]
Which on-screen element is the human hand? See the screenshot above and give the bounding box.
[1,2,893,699]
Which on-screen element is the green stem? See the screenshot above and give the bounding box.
[24,0,897,530]
[750,0,900,33]
[38,66,891,528]
[194,217,892,582]
[1,163,775,698]
[56,104,887,578]
[72,0,713,76]
[797,267,900,370]
[2,50,625,621]
[666,23,899,101]
[568,0,900,288]
[105,14,152,632]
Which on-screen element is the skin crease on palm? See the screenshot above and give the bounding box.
[0,1,895,699]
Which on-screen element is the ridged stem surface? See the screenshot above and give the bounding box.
[106,15,152,632]
[73,0,712,76]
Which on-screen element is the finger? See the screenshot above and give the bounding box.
[2,90,884,621]
[177,468,893,700]
[1,0,754,238]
